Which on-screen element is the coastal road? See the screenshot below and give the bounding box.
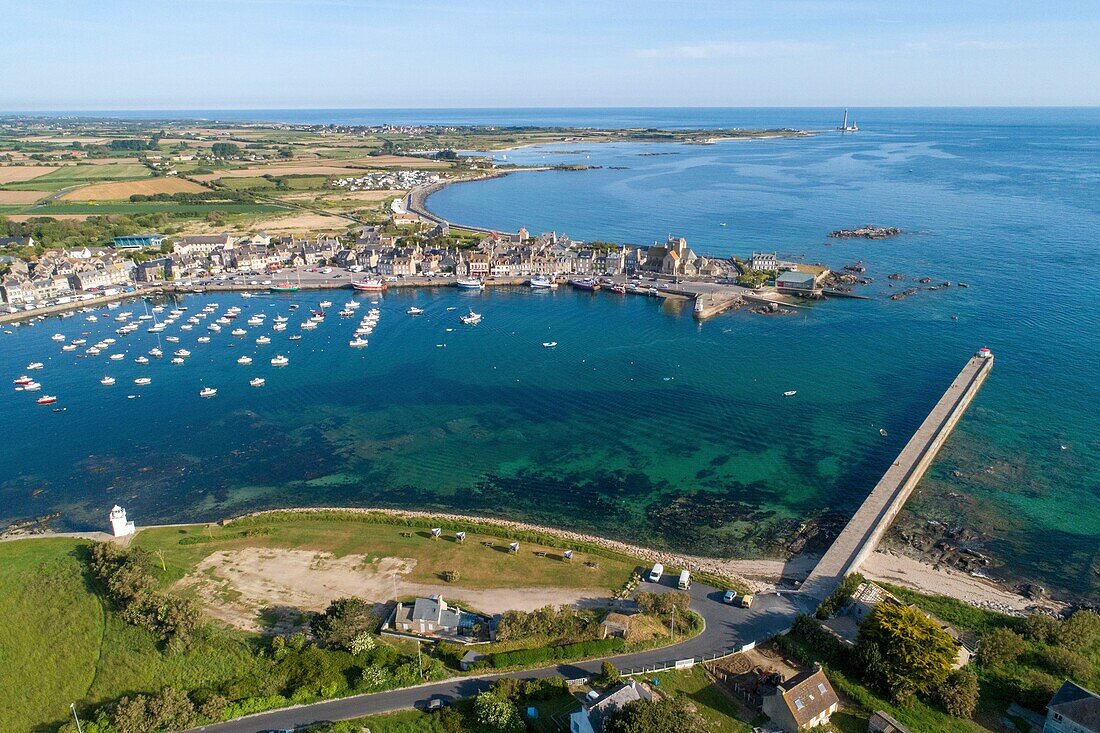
[186,579,799,733]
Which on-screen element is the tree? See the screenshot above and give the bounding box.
[211,142,241,158]
[145,686,196,730]
[1022,614,1061,643]
[111,696,152,733]
[979,627,1025,667]
[1041,647,1092,681]
[473,691,523,732]
[857,604,957,698]
[311,596,378,651]
[1058,610,1100,648]
[604,697,706,733]
[937,667,979,718]
[599,660,621,687]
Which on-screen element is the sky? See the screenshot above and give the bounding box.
[2,0,1099,109]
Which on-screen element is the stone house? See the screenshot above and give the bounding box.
[761,665,839,732]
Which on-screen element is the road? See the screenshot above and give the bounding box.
[186,578,799,733]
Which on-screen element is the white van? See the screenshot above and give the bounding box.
[678,570,691,590]
[648,563,664,583]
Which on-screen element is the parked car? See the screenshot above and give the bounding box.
[723,590,737,604]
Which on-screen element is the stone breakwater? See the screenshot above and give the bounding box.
[228,506,762,592]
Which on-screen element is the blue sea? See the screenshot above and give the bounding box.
[3,108,1097,601]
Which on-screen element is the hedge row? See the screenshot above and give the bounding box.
[179,527,274,545]
[488,638,624,669]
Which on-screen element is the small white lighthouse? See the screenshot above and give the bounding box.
[109,505,136,537]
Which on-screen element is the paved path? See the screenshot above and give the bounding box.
[186,578,798,733]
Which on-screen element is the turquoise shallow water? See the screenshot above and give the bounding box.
[3,108,1098,601]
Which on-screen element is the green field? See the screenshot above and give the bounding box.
[134,512,638,591]
[0,513,647,731]
[19,202,287,215]
[2,163,152,191]
[0,538,263,732]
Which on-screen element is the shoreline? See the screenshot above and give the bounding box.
[5,506,1061,614]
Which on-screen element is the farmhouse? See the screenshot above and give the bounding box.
[760,664,839,732]
[569,680,652,733]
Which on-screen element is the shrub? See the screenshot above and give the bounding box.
[816,572,865,619]
[358,664,391,692]
[937,667,980,719]
[473,691,523,732]
[311,597,378,651]
[1058,610,1100,647]
[599,660,622,686]
[441,570,460,583]
[1040,647,1092,681]
[1022,614,1061,643]
[488,638,625,668]
[348,631,376,655]
[980,627,1026,667]
[604,697,706,733]
[635,591,691,617]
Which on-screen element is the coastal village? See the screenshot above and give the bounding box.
[1,214,846,315]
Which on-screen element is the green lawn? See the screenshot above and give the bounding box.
[133,513,638,592]
[648,666,755,732]
[0,539,104,732]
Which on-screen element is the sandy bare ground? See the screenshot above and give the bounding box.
[863,550,1066,614]
[0,166,58,183]
[58,177,207,201]
[177,547,604,632]
[0,190,48,204]
[246,212,352,232]
[325,189,407,202]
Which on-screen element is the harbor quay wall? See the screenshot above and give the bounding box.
[800,354,994,602]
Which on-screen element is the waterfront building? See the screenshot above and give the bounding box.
[775,271,817,295]
[111,234,165,250]
[1043,681,1100,733]
[388,595,487,642]
[174,233,237,255]
[750,252,779,271]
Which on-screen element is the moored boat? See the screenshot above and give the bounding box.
[27,362,44,370]
[529,275,556,289]
[101,376,116,386]
[351,278,386,292]
[134,377,152,386]
[199,387,217,398]
[237,356,253,365]
[407,307,424,315]
[455,277,484,290]
[270,354,289,366]
[460,310,482,325]
[36,395,58,405]
[570,278,599,291]
[249,377,266,387]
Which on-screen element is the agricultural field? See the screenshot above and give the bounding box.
[1,163,152,191]
[23,201,286,215]
[58,176,207,200]
[0,165,60,183]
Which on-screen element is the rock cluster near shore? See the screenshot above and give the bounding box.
[828,225,902,239]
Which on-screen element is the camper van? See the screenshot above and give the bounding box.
[678,570,691,590]
[648,563,664,583]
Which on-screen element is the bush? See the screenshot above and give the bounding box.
[311,597,378,651]
[980,627,1026,667]
[1040,647,1092,681]
[937,667,980,718]
[1058,610,1100,647]
[817,572,865,619]
[441,570,460,583]
[1022,614,1061,643]
[348,631,376,655]
[635,591,691,617]
[496,604,592,642]
[604,697,706,733]
[488,638,625,668]
[473,691,523,732]
[599,660,622,686]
